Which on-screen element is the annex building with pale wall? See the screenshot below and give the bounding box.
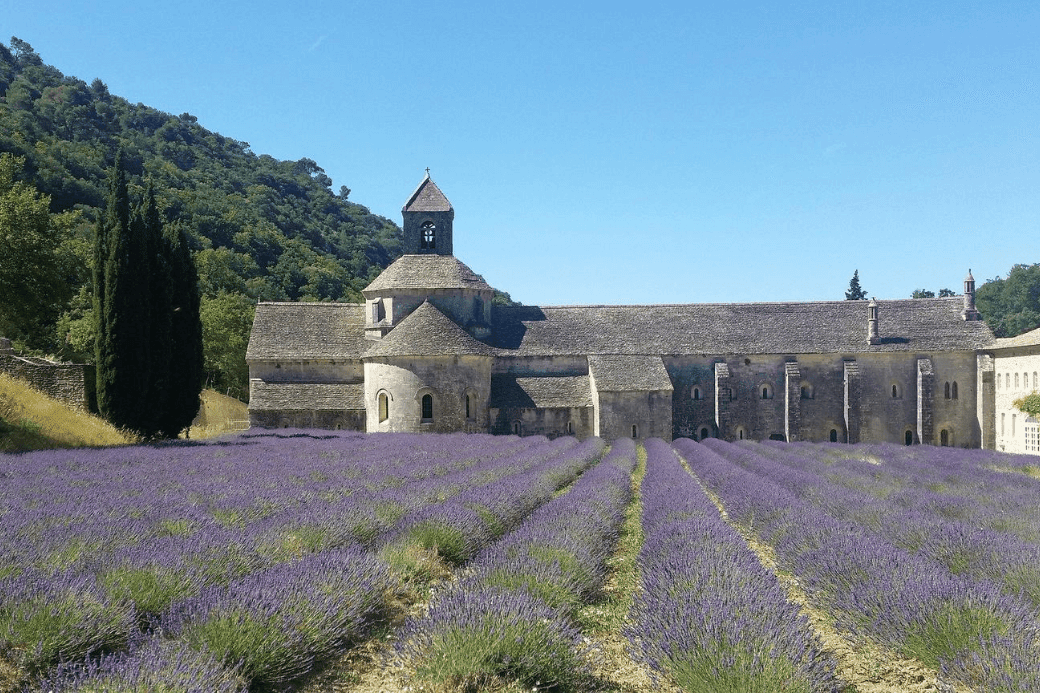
[247,174,1018,448]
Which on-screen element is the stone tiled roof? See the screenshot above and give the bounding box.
[992,326,1040,350]
[490,297,995,356]
[402,175,452,212]
[363,255,493,293]
[246,303,368,361]
[589,355,673,391]
[249,380,365,411]
[489,375,592,408]
[363,301,496,359]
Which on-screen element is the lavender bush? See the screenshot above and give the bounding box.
[38,639,247,693]
[684,437,1040,692]
[628,438,839,692]
[397,438,633,690]
[161,546,391,689]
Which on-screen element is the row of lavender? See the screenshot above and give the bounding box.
[1,431,605,690]
[682,438,1040,692]
[750,439,1040,608]
[625,439,840,692]
[395,438,638,689]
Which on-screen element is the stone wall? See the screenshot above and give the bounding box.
[249,408,365,430]
[489,406,592,438]
[666,350,981,446]
[0,339,95,411]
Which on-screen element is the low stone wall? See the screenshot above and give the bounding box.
[0,338,95,411]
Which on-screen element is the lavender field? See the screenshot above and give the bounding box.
[1,431,1038,692]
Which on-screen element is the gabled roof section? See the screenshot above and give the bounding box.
[589,355,674,392]
[363,301,495,358]
[490,297,995,356]
[363,255,493,293]
[489,375,592,408]
[402,174,452,213]
[246,302,368,361]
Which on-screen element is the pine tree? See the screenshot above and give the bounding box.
[845,270,868,300]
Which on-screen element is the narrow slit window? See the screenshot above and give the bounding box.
[378,392,389,423]
[952,382,958,400]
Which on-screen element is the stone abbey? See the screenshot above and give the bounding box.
[246,174,1039,450]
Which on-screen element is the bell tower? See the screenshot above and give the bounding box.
[402,170,453,256]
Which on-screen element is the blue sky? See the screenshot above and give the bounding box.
[4,1,1038,306]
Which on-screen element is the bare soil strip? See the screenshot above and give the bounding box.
[683,455,968,693]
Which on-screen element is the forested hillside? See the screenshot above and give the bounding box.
[0,37,402,398]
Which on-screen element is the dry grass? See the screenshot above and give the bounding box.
[0,372,135,451]
[188,389,249,439]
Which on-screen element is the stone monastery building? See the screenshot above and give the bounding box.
[247,174,1021,448]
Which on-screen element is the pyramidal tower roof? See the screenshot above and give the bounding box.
[363,301,494,358]
[402,171,452,213]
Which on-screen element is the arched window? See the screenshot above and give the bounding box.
[692,386,701,401]
[800,383,814,399]
[378,392,389,423]
[632,425,638,438]
[736,427,746,440]
[892,384,901,399]
[952,382,958,400]
[567,421,574,435]
[421,394,433,421]
[829,429,838,443]
[904,430,914,446]
[761,384,773,400]
[465,394,471,420]
[940,429,949,446]
[513,421,522,436]
[420,221,436,250]
[944,382,950,399]
[700,427,709,440]
[1015,373,1020,389]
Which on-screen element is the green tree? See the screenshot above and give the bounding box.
[0,153,70,345]
[845,270,868,300]
[912,289,936,298]
[938,288,956,298]
[1015,393,1040,419]
[200,293,255,400]
[976,264,1040,338]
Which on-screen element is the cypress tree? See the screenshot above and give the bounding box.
[94,154,203,438]
[160,221,204,437]
[139,182,172,436]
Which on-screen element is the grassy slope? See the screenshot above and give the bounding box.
[0,373,134,451]
[0,374,247,451]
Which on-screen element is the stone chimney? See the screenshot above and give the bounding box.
[867,299,880,345]
[962,269,980,321]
